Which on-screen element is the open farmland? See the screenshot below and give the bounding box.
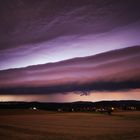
[0,110,140,140]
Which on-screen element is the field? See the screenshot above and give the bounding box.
[0,110,140,140]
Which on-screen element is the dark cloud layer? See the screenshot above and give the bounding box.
[0,81,140,95]
[0,46,140,95]
[0,0,140,50]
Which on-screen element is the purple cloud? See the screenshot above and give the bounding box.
[0,46,139,95]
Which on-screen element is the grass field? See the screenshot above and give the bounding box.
[0,109,140,140]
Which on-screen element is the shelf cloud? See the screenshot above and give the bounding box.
[0,46,139,95]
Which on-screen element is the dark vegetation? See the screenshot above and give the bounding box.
[0,100,139,111]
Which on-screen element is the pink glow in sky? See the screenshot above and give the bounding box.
[0,89,139,102]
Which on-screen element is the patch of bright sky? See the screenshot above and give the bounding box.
[0,89,140,102]
[0,21,140,70]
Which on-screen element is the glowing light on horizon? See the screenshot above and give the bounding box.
[0,89,140,102]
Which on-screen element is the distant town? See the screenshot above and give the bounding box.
[0,100,139,115]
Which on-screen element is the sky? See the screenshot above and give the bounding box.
[0,0,140,102]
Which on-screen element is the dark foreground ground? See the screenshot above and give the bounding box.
[0,110,140,140]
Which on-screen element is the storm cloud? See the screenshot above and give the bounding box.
[0,46,140,95]
[0,1,140,101]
